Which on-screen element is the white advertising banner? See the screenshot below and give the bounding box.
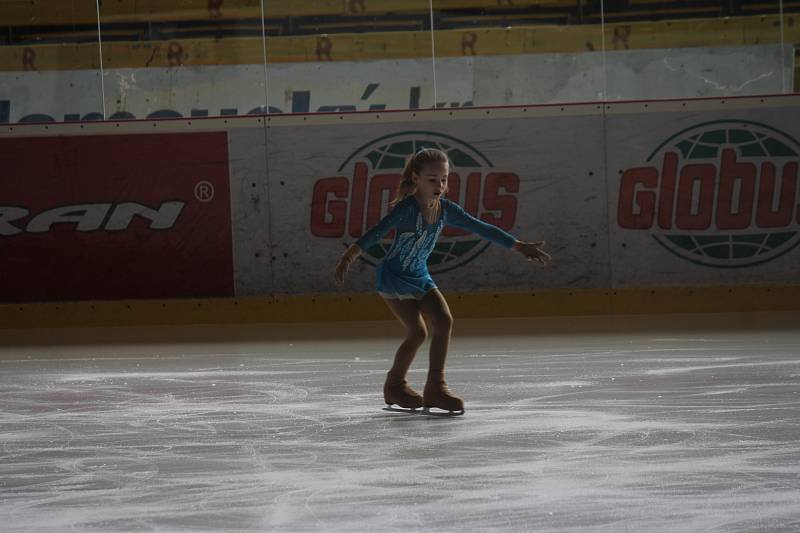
[262,112,608,296]
[245,97,800,296]
[606,102,800,287]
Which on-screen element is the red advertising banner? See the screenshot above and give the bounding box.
[0,132,234,302]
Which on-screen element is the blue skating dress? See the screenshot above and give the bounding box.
[355,196,517,300]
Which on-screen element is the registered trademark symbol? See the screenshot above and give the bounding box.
[194,181,215,202]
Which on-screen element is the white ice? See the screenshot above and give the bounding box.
[1,312,799,532]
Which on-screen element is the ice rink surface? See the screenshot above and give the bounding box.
[1,312,799,532]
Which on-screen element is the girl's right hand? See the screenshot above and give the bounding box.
[334,244,361,286]
[334,259,349,286]
[513,240,551,265]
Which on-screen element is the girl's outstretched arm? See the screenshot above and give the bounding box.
[443,200,517,248]
[444,200,550,265]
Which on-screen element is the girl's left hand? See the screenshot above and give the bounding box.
[513,240,551,265]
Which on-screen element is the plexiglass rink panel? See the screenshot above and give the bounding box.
[432,0,607,107]
[0,0,104,123]
[99,0,269,120]
[264,1,435,114]
[599,0,791,100]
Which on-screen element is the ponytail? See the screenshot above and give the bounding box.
[389,147,450,208]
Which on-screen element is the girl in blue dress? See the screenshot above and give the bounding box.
[334,148,550,414]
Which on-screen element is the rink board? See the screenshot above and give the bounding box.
[606,101,800,287]
[1,95,799,316]
[261,111,607,296]
[0,131,235,302]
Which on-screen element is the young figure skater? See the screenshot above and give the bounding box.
[334,148,550,414]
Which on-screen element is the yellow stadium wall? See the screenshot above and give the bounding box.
[0,14,797,71]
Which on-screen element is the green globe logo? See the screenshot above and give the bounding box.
[619,120,800,268]
[336,131,516,273]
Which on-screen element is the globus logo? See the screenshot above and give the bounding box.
[310,131,519,273]
[617,120,800,268]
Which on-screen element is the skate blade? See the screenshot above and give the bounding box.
[422,406,465,417]
[382,405,422,414]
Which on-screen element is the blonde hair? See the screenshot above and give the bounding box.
[389,148,450,208]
